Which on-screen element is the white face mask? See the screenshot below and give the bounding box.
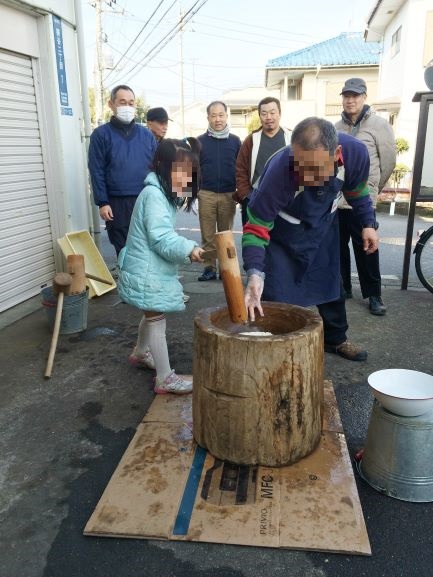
[115,105,136,124]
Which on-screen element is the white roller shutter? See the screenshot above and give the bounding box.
[0,49,55,312]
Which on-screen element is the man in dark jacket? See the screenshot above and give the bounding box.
[146,107,171,142]
[88,85,157,256]
[197,101,241,281]
[243,117,379,362]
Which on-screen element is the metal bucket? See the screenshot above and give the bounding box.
[41,286,88,334]
[359,400,433,502]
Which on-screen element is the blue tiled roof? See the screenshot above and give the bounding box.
[267,32,381,68]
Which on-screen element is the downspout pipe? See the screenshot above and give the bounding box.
[74,0,101,246]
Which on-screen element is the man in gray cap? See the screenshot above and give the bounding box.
[146,107,171,141]
[335,77,396,316]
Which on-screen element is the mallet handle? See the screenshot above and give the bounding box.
[85,272,114,285]
[44,292,64,379]
[215,230,248,323]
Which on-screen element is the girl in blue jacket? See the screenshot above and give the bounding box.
[118,138,204,394]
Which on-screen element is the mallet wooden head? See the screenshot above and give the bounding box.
[52,272,72,297]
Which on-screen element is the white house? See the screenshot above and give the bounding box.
[265,33,382,128]
[0,0,92,312]
[365,0,433,169]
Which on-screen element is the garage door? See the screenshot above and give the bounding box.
[0,49,55,312]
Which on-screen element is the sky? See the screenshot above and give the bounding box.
[81,0,376,109]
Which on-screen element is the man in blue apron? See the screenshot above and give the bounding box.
[242,117,379,361]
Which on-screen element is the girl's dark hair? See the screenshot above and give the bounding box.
[152,138,201,211]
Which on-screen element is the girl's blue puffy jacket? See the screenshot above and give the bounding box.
[118,173,197,312]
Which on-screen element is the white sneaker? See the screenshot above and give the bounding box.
[128,346,155,370]
[183,293,190,303]
[154,370,192,395]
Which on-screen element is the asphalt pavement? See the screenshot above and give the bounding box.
[1,206,433,577]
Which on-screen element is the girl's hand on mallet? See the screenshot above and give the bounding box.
[190,247,205,263]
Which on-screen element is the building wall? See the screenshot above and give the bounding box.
[377,0,433,168]
[41,14,92,233]
[0,0,91,311]
[277,67,379,128]
[0,0,91,235]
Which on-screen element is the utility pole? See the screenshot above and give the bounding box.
[93,0,121,126]
[191,58,197,101]
[178,1,185,135]
[94,0,104,125]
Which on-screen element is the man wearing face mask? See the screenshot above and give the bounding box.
[88,85,157,256]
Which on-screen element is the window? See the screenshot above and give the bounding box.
[391,25,402,58]
[389,112,397,127]
[287,80,301,100]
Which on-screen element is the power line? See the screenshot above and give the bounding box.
[152,58,224,91]
[197,13,317,39]
[105,18,295,82]
[104,0,167,82]
[111,16,305,74]
[103,1,301,88]
[191,29,299,50]
[192,18,312,45]
[105,10,317,41]
[105,46,264,73]
[149,57,264,70]
[109,0,178,80]
[106,50,260,93]
[112,0,209,86]
[120,0,205,78]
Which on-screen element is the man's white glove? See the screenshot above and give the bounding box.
[245,273,264,322]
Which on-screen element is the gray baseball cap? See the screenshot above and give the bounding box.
[341,78,367,95]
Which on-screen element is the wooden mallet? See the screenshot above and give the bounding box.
[214,230,263,333]
[44,272,72,379]
[67,254,114,289]
[214,230,248,323]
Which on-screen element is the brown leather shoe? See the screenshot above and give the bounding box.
[324,340,367,362]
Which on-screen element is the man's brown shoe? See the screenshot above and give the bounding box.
[324,340,367,362]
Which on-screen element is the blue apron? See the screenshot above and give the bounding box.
[263,167,345,307]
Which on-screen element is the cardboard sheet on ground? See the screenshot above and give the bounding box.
[84,380,371,555]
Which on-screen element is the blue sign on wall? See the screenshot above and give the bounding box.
[52,15,69,107]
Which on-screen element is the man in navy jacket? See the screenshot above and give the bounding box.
[197,101,241,281]
[88,85,157,256]
[243,117,379,362]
